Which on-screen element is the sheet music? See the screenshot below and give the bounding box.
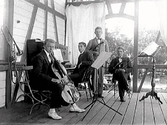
[91,51,112,69]
[53,49,63,62]
[141,42,159,56]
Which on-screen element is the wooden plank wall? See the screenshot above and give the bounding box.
[0,0,66,108]
[0,72,6,107]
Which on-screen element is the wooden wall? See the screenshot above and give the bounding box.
[0,72,6,107]
[0,0,66,108]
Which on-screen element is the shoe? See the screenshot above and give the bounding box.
[98,95,104,98]
[127,89,132,98]
[127,89,132,94]
[69,104,85,113]
[48,111,62,120]
[120,99,125,102]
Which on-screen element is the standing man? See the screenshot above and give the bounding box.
[86,26,109,98]
[108,47,132,102]
[69,42,94,87]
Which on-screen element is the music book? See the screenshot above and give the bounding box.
[91,51,112,69]
[141,42,159,56]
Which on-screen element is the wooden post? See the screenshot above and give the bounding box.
[44,0,48,40]
[5,0,14,108]
[133,0,139,92]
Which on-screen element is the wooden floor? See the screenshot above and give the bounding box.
[0,91,166,125]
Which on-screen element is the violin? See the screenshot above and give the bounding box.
[50,53,80,104]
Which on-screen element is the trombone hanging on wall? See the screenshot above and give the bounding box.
[1,26,23,63]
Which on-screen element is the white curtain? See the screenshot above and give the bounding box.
[66,2,105,65]
[156,0,167,46]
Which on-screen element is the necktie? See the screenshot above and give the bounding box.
[49,54,54,63]
[97,39,101,44]
[78,53,83,65]
[118,58,122,68]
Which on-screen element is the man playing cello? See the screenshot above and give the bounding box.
[31,39,85,120]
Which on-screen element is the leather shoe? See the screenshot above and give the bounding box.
[69,105,85,113]
[98,95,104,98]
[48,111,62,120]
[120,99,125,102]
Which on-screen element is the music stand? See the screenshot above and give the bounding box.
[139,42,162,104]
[81,52,122,121]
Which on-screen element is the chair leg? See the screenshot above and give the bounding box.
[113,82,116,96]
[84,82,89,101]
[87,79,93,100]
[88,86,92,99]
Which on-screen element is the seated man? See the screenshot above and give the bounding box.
[69,42,94,88]
[108,47,132,102]
[31,39,85,120]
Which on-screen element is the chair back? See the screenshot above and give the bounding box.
[80,67,94,99]
[81,67,94,82]
[27,39,44,66]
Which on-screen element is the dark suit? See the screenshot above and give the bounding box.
[69,51,94,87]
[108,57,132,100]
[86,37,109,96]
[31,50,68,108]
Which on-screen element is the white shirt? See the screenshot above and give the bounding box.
[96,37,102,44]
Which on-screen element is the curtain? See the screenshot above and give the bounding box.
[65,2,105,65]
[155,0,167,46]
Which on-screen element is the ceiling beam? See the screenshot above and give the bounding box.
[66,0,156,5]
[119,2,126,14]
[66,0,104,6]
[106,1,112,14]
[106,13,134,20]
[106,0,134,3]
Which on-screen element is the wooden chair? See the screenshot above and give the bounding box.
[78,67,94,101]
[105,74,118,96]
[19,70,51,114]
[25,39,52,114]
[11,63,51,115]
[26,39,69,114]
[108,73,132,98]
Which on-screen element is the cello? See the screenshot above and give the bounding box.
[50,53,80,104]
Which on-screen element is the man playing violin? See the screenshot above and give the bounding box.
[108,47,132,102]
[86,27,109,98]
[31,39,85,120]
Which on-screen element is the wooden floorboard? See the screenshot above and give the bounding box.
[110,93,130,125]
[64,92,111,125]
[151,94,166,125]
[0,91,166,125]
[143,92,155,125]
[87,92,119,125]
[98,93,121,125]
[133,93,144,125]
[121,93,138,125]
[159,93,167,125]
[76,91,112,125]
